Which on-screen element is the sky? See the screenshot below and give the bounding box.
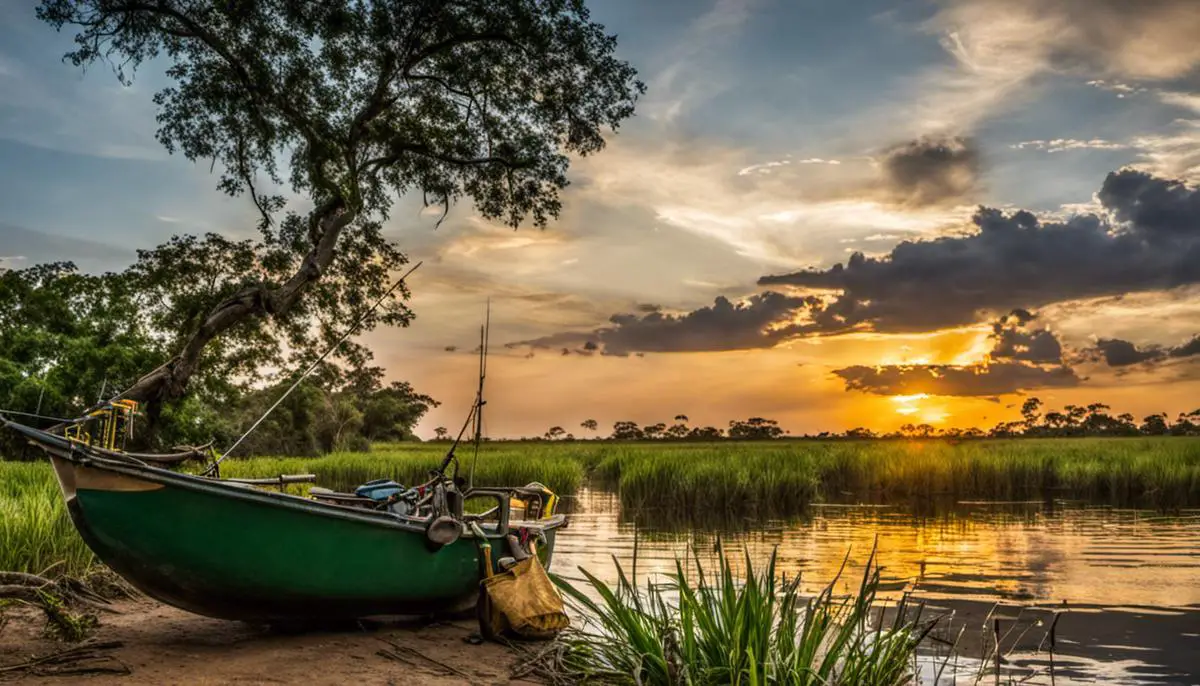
[2,0,1200,438]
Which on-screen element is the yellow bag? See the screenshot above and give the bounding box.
[480,555,569,639]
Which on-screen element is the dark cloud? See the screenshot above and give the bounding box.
[515,292,818,356]
[881,136,981,208]
[760,170,1200,333]
[989,310,1063,364]
[1097,171,1200,241]
[1092,339,1165,367]
[833,362,1079,397]
[833,310,1078,397]
[1086,334,1200,367]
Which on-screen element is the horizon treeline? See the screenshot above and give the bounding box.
[431,399,1200,442]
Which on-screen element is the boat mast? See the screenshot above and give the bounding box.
[468,300,490,489]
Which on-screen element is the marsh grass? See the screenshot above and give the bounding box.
[0,462,93,577]
[541,545,937,685]
[597,438,1200,519]
[218,442,586,494]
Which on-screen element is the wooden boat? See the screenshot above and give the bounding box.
[1,416,565,624]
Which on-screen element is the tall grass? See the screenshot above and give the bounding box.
[0,462,94,576]
[218,442,586,495]
[543,545,936,685]
[596,438,1200,519]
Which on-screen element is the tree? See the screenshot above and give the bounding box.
[1140,413,1169,435]
[727,417,784,440]
[688,426,723,440]
[544,426,566,441]
[1020,397,1042,433]
[643,422,667,440]
[580,418,598,433]
[38,0,643,416]
[610,421,643,440]
[673,414,688,423]
[433,426,449,441]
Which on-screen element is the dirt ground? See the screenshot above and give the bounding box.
[0,599,541,685]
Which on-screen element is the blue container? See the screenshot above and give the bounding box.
[354,479,404,501]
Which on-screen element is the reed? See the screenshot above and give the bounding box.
[544,545,936,685]
[596,438,1200,519]
[0,462,94,577]
[218,442,585,494]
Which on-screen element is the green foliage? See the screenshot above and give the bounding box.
[35,0,644,410]
[549,547,931,685]
[0,263,165,454]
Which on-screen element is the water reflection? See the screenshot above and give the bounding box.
[553,489,1200,685]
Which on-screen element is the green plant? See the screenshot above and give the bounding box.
[546,545,938,685]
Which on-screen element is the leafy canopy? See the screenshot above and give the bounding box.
[36,0,643,408]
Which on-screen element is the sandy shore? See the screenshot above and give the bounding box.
[0,599,538,685]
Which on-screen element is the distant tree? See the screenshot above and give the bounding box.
[688,426,724,440]
[1020,397,1042,433]
[666,422,690,440]
[611,421,644,440]
[580,418,599,433]
[544,426,566,440]
[643,422,667,440]
[674,414,689,423]
[1140,413,1170,435]
[844,427,876,439]
[727,417,784,440]
[433,426,449,441]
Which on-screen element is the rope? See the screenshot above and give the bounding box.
[0,409,79,423]
[209,261,422,470]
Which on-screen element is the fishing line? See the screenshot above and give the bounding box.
[208,261,422,472]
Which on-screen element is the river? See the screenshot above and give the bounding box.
[552,489,1200,685]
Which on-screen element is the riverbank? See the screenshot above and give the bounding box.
[0,598,534,685]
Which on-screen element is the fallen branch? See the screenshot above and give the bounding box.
[0,640,127,677]
[376,637,472,679]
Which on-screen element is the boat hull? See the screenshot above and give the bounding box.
[47,454,561,623]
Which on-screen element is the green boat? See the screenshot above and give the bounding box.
[1,415,565,624]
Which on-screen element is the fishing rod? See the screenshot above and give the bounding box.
[206,261,423,474]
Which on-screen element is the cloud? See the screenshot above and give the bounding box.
[644,0,759,121]
[1099,166,1200,239]
[1085,334,1200,367]
[514,292,818,356]
[989,309,1063,363]
[1012,139,1129,153]
[881,136,981,207]
[935,0,1200,81]
[759,169,1200,333]
[833,309,1078,396]
[833,361,1079,397]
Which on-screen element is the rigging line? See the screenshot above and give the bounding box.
[0,409,78,423]
[211,261,423,469]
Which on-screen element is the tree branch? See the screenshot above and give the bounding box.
[403,32,519,72]
[363,143,533,174]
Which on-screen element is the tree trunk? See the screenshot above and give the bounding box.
[106,203,356,412]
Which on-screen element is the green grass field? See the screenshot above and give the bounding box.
[2,437,1198,576]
